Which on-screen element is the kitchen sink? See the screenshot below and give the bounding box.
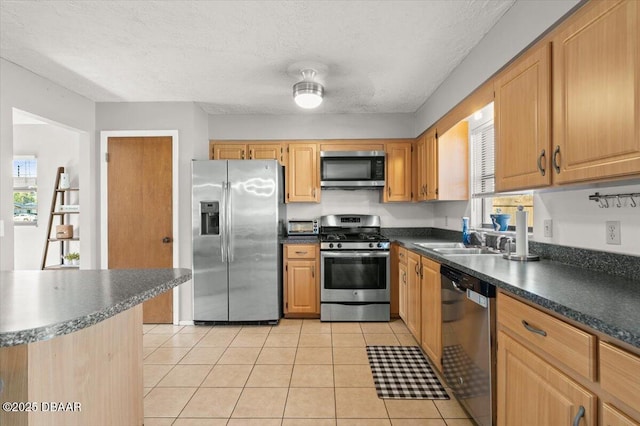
[432,247,498,255]
[413,242,466,249]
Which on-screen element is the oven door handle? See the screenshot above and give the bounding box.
[321,251,390,258]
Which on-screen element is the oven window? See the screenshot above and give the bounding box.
[322,159,372,180]
[324,257,386,290]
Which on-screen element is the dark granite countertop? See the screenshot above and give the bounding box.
[0,268,191,347]
[386,233,640,350]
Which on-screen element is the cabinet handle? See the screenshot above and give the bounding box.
[312,188,316,198]
[311,265,315,278]
[522,320,547,337]
[249,149,253,159]
[419,264,423,279]
[295,251,308,255]
[241,149,245,160]
[537,149,546,176]
[388,186,391,197]
[572,406,585,426]
[552,145,561,174]
[415,264,419,274]
[402,271,406,283]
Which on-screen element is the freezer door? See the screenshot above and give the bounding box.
[192,160,229,321]
[227,160,282,321]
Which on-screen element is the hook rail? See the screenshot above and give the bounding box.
[588,192,640,208]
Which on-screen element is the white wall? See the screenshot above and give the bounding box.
[0,59,96,271]
[209,113,415,140]
[13,124,81,269]
[96,101,209,322]
[414,0,580,135]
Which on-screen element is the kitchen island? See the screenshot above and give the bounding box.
[0,269,191,426]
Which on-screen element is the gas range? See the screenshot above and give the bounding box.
[319,214,390,251]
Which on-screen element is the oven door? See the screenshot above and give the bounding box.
[321,251,390,303]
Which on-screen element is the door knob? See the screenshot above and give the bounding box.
[162,237,172,243]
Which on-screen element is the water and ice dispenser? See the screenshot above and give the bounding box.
[200,201,219,235]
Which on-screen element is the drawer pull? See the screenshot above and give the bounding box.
[522,320,547,337]
[295,251,308,255]
[572,406,585,426]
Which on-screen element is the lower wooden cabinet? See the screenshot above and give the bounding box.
[602,403,640,426]
[283,244,319,317]
[497,330,596,426]
[398,247,408,322]
[406,250,421,341]
[420,257,441,371]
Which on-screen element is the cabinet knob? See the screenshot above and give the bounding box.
[162,237,172,244]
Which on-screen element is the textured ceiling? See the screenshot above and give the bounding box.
[0,1,515,115]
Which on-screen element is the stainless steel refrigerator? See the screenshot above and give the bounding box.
[192,159,284,323]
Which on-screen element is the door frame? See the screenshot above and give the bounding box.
[100,130,180,324]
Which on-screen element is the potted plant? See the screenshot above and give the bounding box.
[63,252,80,266]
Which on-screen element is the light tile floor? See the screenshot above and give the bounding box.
[143,319,474,426]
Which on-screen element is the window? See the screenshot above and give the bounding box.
[13,156,37,225]
[469,104,534,231]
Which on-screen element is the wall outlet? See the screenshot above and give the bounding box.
[606,221,621,245]
[543,219,553,238]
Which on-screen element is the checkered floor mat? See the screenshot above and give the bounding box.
[366,345,450,399]
[442,344,490,399]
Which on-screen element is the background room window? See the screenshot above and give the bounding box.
[13,156,37,225]
[469,103,534,230]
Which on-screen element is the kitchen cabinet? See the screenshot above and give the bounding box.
[396,246,408,321]
[420,257,441,371]
[406,250,421,341]
[286,143,320,203]
[551,0,640,184]
[600,341,640,423]
[283,244,319,317]
[494,42,552,192]
[414,130,438,201]
[602,404,640,426]
[390,243,401,318]
[210,141,285,165]
[414,133,427,201]
[384,142,413,202]
[497,330,597,426]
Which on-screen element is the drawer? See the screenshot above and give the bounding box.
[398,247,408,265]
[600,342,640,413]
[285,244,317,259]
[497,292,596,380]
[602,403,640,426]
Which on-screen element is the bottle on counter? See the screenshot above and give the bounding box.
[462,217,470,245]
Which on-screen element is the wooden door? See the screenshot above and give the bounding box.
[248,143,284,165]
[108,136,173,324]
[602,404,639,426]
[552,0,640,184]
[286,143,319,203]
[420,258,441,371]
[495,42,552,191]
[212,143,246,160]
[384,142,413,202]
[285,260,318,314]
[415,134,427,201]
[497,331,596,426]
[398,260,408,323]
[406,251,421,340]
[425,129,439,200]
[390,243,400,318]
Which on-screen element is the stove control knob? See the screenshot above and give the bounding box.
[369,243,374,248]
[337,243,342,248]
[329,243,334,248]
[377,242,383,248]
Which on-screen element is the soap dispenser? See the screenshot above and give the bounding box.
[462,217,470,245]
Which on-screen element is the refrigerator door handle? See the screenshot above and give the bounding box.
[220,181,227,262]
[227,181,233,262]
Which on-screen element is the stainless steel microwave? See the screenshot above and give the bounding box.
[320,151,385,188]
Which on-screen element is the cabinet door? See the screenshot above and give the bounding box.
[390,244,400,318]
[406,251,421,340]
[552,0,640,184]
[398,261,408,322]
[497,331,597,426]
[384,142,413,202]
[212,143,247,160]
[248,143,284,165]
[436,121,468,200]
[602,404,640,426]
[286,143,319,203]
[415,134,428,201]
[495,42,552,191]
[426,129,439,200]
[285,260,318,314]
[420,258,441,371]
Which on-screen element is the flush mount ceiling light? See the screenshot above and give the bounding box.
[293,69,324,109]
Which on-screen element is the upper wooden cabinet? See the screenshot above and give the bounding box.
[286,143,320,203]
[495,42,552,192]
[384,142,413,202]
[414,126,464,201]
[210,141,285,165]
[551,0,640,184]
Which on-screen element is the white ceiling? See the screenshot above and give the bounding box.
[0,0,515,115]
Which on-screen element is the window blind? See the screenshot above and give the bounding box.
[471,121,495,196]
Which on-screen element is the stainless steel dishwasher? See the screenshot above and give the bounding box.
[440,264,496,426]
